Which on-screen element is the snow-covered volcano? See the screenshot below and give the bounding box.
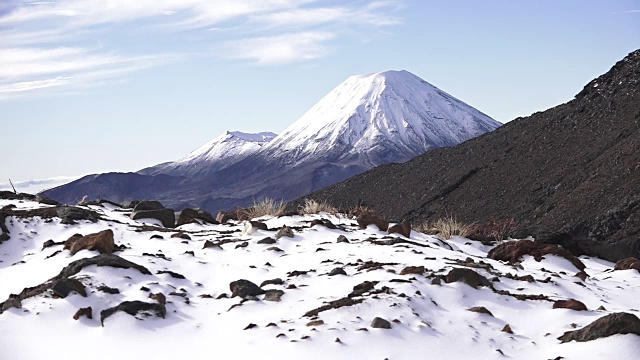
[140,131,277,177]
[260,70,500,167]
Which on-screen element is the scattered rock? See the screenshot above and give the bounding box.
[275,226,294,239]
[131,209,175,228]
[97,285,120,294]
[170,233,191,240]
[64,229,115,255]
[328,267,347,276]
[388,220,411,238]
[371,317,392,329]
[230,279,265,298]
[400,266,425,275]
[553,299,588,311]
[132,201,165,212]
[264,289,285,302]
[558,312,640,343]
[203,240,221,249]
[502,324,513,334]
[444,268,492,289]
[244,323,258,330]
[177,208,218,226]
[303,297,365,317]
[467,306,494,316]
[235,242,249,249]
[148,292,167,305]
[356,213,389,231]
[266,246,284,252]
[100,301,166,326]
[150,235,163,240]
[52,278,87,298]
[73,307,92,320]
[614,257,640,272]
[257,237,276,244]
[42,239,64,250]
[310,219,337,229]
[349,281,376,297]
[336,235,349,243]
[156,270,186,279]
[488,240,586,271]
[307,319,324,327]
[260,278,284,287]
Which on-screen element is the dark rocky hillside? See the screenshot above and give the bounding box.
[301,49,640,262]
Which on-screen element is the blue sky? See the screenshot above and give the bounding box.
[1,0,639,182]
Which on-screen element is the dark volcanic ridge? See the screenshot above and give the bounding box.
[299,49,640,263]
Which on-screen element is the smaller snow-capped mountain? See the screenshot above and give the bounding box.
[139,131,277,177]
[260,70,500,168]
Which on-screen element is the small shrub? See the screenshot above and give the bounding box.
[243,198,286,219]
[348,205,376,218]
[299,198,337,215]
[416,215,473,239]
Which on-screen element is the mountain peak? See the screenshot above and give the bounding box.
[262,70,500,167]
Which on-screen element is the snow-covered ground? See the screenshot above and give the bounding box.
[0,199,638,360]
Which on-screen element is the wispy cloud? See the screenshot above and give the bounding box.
[0,1,402,100]
[612,9,640,14]
[226,31,336,65]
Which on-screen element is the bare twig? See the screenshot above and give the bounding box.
[8,179,17,194]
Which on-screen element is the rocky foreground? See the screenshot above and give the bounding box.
[0,197,639,360]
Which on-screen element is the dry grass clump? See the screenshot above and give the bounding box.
[299,198,337,215]
[416,215,473,239]
[243,198,286,219]
[473,218,517,242]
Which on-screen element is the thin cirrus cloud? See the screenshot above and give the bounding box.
[0,0,401,100]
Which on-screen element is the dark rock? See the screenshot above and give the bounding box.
[399,266,425,275]
[132,201,165,212]
[64,229,115,255]
[56,254,151,279]
[250,221,268,231]
[100,301,166,326]
[336,235,349,243]
[553,299,588,311]
[558,312,640,343]
[266,246,284,252]
[56,206,100,224]
[244,323,258,330]
[42,239,63,250]
[235,242,249,249]
[264,289,284,302]
[431,277,442,285]
[257,237,276,244]
[444,268,491,289]
[97,285,120,294]
[275,226,294,239]
[170,232,191,240]
[131,209,175,228]
[216,211,238,224]
[349,281,376,297]
[73,307,93,320]
[303,297,364,317]
[148,292,167,305]
[177,208,218,226]
[203,240,221,249]
[260,278,284,287]
[371,317,392,329]
[307,320,325,327]
[467,306,493,316]
[52,278,87,298]
[150,234,163,240]
[388,220,411,238]
[328,267,347,276]
[310,219,337,229]
[614,257,640,272]
[157,270,186,279]
[356,213,389,231]
[488,240,586,271]
[230,279,265,298]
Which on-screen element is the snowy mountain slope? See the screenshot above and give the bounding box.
[1,198,639,360]
[44,70,500,212]
[259,70,500,167]
[139,131,277,177]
